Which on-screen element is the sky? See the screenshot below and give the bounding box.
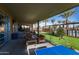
[12,6,79,29]
[39,6,79,27]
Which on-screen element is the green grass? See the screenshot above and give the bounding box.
[41,32,79,50]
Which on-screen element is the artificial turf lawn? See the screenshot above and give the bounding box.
[41,32,79,50]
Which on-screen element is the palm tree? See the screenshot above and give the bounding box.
[51,19,55,25]
[62,20,66,24]
[58,20,62,24]
[61,20,66,28]
[51,19,56,35]
[45,20,47,28]
[58,20,63,28]
[42,19,48,32]
[43,19,48,28]
[51,19,55,30]
[60,10,75,36]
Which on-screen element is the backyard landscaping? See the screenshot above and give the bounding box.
[40,32,79,50]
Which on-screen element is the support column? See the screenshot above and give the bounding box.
[13,22,18,32]
[30,24,33,31]
[67,24,68,36]
[37,20,39,36]
[62,24,64,28]
[75,29,77,37]
[72,24,74,37]
[10,16,13,32]
[5,16,11,41]
[37,20,39,43]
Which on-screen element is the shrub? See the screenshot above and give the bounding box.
[56,26,65,39]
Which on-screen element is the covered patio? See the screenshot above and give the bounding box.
[0,3,79,55]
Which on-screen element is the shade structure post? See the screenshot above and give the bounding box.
[4,16,11,41]
[37,20,40,43]
[37,20,40,36]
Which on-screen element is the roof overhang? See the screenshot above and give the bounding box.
[2,3,79,24]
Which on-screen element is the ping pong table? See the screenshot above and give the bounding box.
[35,45,79,55]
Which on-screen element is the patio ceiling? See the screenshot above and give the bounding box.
[3,3,79,24]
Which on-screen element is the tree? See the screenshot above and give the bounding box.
[56,26,64,40]
[51,19,55,25]
[58,20,62,27]
[51,19,55,30]
[61,10,75,36]
[58,20,62,24]
[42,19,48,32]
[62,20,66,24]
[44,19,48,28]
[51,19,56,35]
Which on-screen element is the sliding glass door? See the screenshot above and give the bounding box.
[0,13,11,47]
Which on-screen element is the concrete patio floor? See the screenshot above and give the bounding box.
[0,39,28,55]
